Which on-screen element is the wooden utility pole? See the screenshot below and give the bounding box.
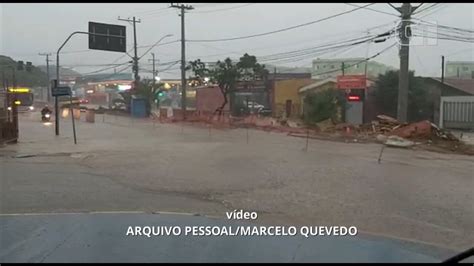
[149,53,157,89]
[118,16,141,88]
[171,3,194,120]
[441,55,445,83]
[389,3,421,123]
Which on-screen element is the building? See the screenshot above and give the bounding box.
[312,58,395,79]
[420,77,474,129]
[445,61,474,79]
[195,85,229,115]
[271,79,315,118]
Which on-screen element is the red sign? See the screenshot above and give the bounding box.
[337,75,366,89]
[347,95,361,101]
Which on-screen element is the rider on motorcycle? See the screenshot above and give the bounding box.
[41,105,52,116]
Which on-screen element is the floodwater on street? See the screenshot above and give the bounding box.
[1,112,473,253]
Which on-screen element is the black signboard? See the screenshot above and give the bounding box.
[52,86,71,97]
[88,22,126,53]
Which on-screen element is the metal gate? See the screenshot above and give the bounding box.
[440,96,474,130]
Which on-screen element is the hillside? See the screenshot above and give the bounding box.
[0,55,49,87]
[37,65,82,80]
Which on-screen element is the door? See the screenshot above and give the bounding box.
[285,100,292,117]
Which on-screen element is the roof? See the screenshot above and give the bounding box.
[446,61,474,65]
[298,78,337,94]
[429,77,474,95]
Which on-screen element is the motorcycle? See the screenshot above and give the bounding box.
[41,112,52,122]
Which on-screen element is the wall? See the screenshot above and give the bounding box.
[272,79,314,118]
[195,86,229,114]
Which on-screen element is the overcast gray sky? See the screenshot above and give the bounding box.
[1,3,473,79]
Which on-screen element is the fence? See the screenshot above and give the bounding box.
[0,91,19,144]
[440,96,474,130]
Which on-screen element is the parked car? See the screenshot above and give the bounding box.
[245,101,264,110]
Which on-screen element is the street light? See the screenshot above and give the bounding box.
[155,76,161,82]
[138,34,174,60]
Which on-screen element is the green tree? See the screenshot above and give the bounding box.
[372,70,434,122]
[303,89,339,124]
[188,53,268,115]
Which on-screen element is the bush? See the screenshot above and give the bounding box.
[303,89,339,124]
[372,70,434,122]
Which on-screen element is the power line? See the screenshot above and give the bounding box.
[412,3,440,15]
[312,42,398,77]
[417,4,447,19]
[344,3,400,17]
[257,30,395,62]
[164,26,396,67]
[191,3,253,14]
[412,20,474,34]
[187,3,376,43]
[185,20,399,61]
[81,61,130,75]
[137,40,180,49]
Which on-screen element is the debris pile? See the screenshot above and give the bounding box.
[359,115,459,142]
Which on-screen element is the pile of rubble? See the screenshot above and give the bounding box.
[362,115,459,142]
[310,114,461,148]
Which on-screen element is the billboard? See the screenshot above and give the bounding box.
[337,75,367,89]
[88,22,126,53]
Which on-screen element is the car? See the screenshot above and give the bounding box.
[79,105,88,112]
[245,101,264,110]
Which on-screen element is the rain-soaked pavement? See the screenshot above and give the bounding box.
[0,212,447,263]
[1,111,473,256]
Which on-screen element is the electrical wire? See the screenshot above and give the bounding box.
[81,61,130,75]
[191,4,253,14]
[184,20,399,62]
[311,42,397,77]
[187,3,376,42]
[344,3,400,17]
[412,3,440,15]
[415,4,447,19]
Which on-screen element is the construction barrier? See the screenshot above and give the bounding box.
[85,110,95,123]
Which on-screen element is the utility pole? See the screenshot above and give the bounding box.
[171,3,194,120]
[441,55,445,83]
[118,16,141,88]
[390,3,420,123]
[39,53,52,102]
[341,62,345,76]
[149,52,157,89]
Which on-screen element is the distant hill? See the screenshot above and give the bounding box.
[0,55,49,87]
[37,65,82,80]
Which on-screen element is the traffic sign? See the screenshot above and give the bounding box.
[88,22,126,53]
[52,86,71,97]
